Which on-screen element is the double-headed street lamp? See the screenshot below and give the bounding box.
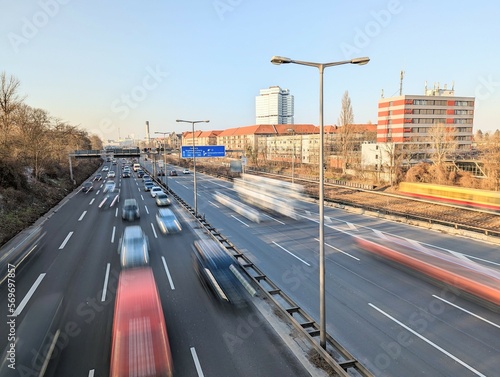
[176,119,210,218]
[154,131,169,189]
[271,55,369,349]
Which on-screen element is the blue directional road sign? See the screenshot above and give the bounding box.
[181,145,226,158]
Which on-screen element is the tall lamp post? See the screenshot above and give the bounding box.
[154,131,169,190]
[176,119,210,217]
[271,55,369,349]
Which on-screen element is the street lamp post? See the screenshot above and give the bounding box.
[176,119,210,217]
[271,55,369,349]
[154,131,169,190]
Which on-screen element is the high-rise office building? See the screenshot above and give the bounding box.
[256,86,294,125]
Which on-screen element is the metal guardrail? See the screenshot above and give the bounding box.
[157,177,373,376]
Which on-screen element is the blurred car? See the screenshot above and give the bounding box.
[122,199,140,221]
[117,225,149,268]
[144,181,154,191]
[136,170,144,178]
[142,174,151,182]
[157,169,165,176]
[122,171,131,178]
[169,170,178,176]
[155,208,182,234]
[107,171,116,178]
[102,166,109,172]
[192,238,248,307]
[150,186,163,198]
[155,192,171,206]
[103,181,116,193]
[94,173,102,181]
[182,169,190,174]
[82,181,93,193]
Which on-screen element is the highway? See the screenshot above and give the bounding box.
[157,159,500,377]
[0,161,312,377]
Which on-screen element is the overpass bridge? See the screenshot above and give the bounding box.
[70,148,141,158]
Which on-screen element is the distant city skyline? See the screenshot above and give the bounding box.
[2,1,499,141]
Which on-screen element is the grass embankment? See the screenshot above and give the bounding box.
[0,159,101,247]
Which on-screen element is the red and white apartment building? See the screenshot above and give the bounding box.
[363,84,475,170]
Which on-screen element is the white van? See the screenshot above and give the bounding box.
[133,163,141,172]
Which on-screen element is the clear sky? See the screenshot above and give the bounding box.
[2,0,499,142]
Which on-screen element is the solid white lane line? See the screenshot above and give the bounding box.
[78,211,87,221]
[58,231,74,249]
[161,256,175,290]
[272,241,311,266]
[12,273,46,316]
[460,254,500,267]
[101,263,110,302]
[190,347,205,377]
[263,214,286,225]
[231,215,249,227]
[369,303,486,377]
[151,223,158,238]
[321,239,360,261]
[432,295,500,329]
[111,226,116,243]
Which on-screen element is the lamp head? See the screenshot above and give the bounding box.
[271,56,291,65]
[351,57,370,65]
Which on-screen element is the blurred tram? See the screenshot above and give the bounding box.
[398,182,500,211]
[355,234,500,308]
[233,174,305,219]
[110,267,173,377]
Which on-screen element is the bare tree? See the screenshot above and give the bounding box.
[336,91,355,174]
[0,72,25,156]
[479,130,500,190]
[15,105,51,180]
[427,123,457,183]
[89,134,103,150]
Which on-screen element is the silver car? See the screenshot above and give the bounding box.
[117,226,149,268]
[156,208,182,234]
[155,192,171,206]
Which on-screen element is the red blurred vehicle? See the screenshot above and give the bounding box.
[355,234,500,308]
[110,268,173,377]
